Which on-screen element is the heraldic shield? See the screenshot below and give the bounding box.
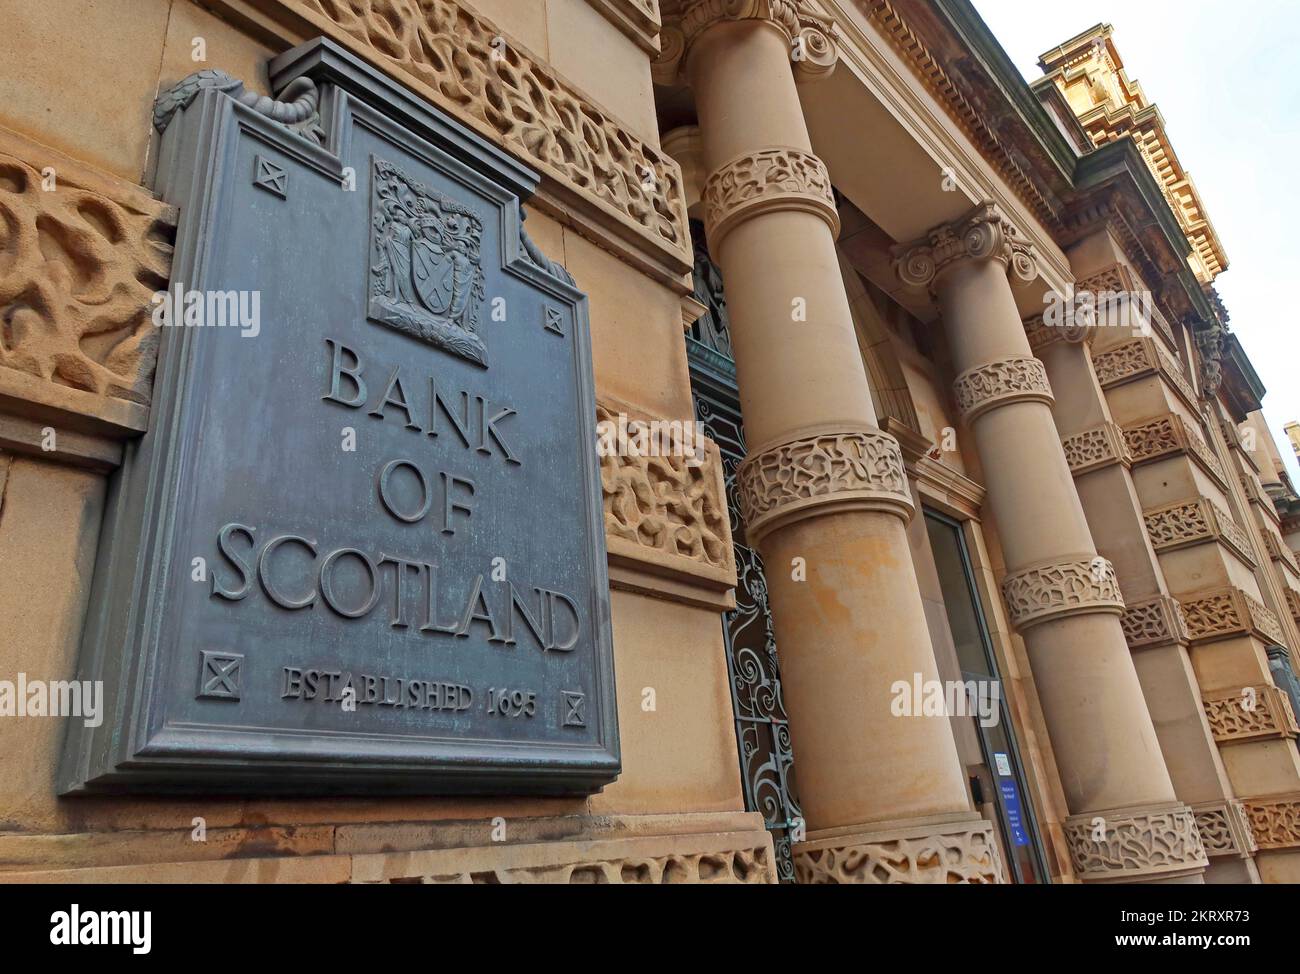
[369,156,489,365]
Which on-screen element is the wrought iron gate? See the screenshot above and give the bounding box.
[686,222,802,882]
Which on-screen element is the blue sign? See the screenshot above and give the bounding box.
[999,779,1030,847]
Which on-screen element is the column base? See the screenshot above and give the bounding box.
[1063,801,1208,883]
[792,812,1004,884]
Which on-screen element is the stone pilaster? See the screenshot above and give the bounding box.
[894,202,1206,883]
[669,2,998,882]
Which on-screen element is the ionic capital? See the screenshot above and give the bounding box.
[735,424,914,546]
[655,0,838,85]
[701,146,837,246]
[893,202,1038,294]
[1000,556,1125,631]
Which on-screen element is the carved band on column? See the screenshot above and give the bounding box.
[734,425,914,545]
[1202,685,1300,744]
[892,201,1038,292]
[656,0,838,84]
[1120,595,1190,649]
[701,146,838,246]
[1063,801,1208,882]
[1191,799,1259,860]
[952,356,1054,423]
[792,815,1003,884]
[1000,557,1125,631]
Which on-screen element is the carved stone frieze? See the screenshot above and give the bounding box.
[893,202,1038,293]
[1120,595,1190,649]
[1242,795,1300,851]
[1061,422,1131,475]
[1203,685,1300,744]
[793,817,1003,884]
[1122,412,1229,489]
[735,425,914,545]
[1191,800,1258,859]
[1179,586,1286,646]
[1262,530,1300,577]
[1072,262,1177,349]
[364,845,774,883]
[0,127,176,433]
[951,356,1053,422]
[1092,336,1198,410]
[656,0,838,85]
[1001,557,1125,631]
[701,146,837,245]
[279,0,691,273]
[1063,802,1208,881]
[1285,587,1300,624]
[1143,497,1256,568]
[597,400,736,607]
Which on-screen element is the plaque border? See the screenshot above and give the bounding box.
[58,39,620,796]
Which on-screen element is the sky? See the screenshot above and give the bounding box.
[971,0,1300,482]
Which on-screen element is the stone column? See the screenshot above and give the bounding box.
[895,203,1208,883]
[659,2,1001,882]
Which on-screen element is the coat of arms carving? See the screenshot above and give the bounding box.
[369,157,488,365]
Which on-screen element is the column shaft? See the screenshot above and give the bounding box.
[680,15,999,883]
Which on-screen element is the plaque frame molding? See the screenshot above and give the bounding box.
[58,39,620,797]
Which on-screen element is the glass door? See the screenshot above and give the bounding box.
[924,510,1050,884]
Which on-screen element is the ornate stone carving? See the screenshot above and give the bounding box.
[1193,321,1227,401]
[951,356,1053,422]
[1001,557,1125,630]
[1122,413,1228,489]
[1091,337,1198,409]
[701,147,837,245]
[1143,498,1256,567]
[1061,422,1130,474]
[1285,587,1300,624]
[735,426,914,545]
[1180,586,1286,645]
[285,0,690,268]
[597,401,736,605]
[893,202,1038,292]
[656,0,838,84]
[1121,595,1190,648]
[366,845,774,883]
[1063,802,1208,881]
[0,130,175,419]
[1203,685,1300,744]
[1191,800,1258,859]
[793,818,1003,884]
[369,157,487,364]
[1243,795,1300,851]
[1263,531,1300,576]
[154,68,323,143]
